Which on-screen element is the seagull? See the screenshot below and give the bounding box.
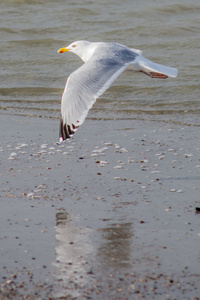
[57,41,178,141]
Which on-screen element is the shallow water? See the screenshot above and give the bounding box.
[0,0,200,126]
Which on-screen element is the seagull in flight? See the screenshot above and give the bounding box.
[57,40,178,141]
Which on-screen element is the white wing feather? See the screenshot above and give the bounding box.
[59,57,130,140]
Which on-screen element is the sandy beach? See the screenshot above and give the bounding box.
[0,114,200,299]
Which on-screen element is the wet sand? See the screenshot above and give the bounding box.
[0,114,200,299]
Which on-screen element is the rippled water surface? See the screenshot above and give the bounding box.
[0,0,199,125]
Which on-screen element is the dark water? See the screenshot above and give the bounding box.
[0,0,200,125]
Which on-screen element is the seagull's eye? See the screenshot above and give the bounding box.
[72,45,76,48]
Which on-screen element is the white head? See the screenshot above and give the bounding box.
[57,40,98,62]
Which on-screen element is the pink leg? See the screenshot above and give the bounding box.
[140,70,168,79]
[150,72,168,79]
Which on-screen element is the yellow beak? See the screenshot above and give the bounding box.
[57,47,69,54]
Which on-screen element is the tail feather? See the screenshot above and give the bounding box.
[135,56,178,78]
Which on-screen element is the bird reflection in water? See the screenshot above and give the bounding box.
[53,208,94,298]
[53,209,134,297]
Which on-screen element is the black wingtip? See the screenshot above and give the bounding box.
[59,116,79,141]
[59,116,71,141]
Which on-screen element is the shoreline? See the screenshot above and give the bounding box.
[0,114,200,299]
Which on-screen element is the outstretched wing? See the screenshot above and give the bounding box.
[59,56,133,141]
